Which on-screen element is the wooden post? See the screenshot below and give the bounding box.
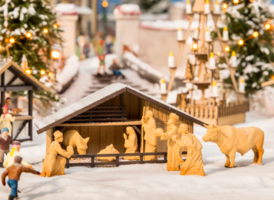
[140,107,145,153]
[28,90,33,140]
[46,129,53,154]
[91,0,97,35]
[1,72,5,115]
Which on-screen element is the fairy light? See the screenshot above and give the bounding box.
[252,31,259,38]
[222,3,228,9]
[225,46,230,52]
[265,23,271,30]
[238,39,244,46]
[192,42,198,51]
[43,28,49,34]
[26,32,32,38]
[26,69,31,75]
[40,70,46,75]
[51,50,60,59]
[0,45,2,51]
[233,0,239,4]
[216,51,221,56]
[53,24,58,29]
[102,0,108,8]
[9,38,15,44]
[49,72,54,79]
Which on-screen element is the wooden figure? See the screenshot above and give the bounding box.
[5,97,22,116]
[4,141,32,169]
[41,131,74,177]
[202,124,264,167]
[97,144,120,162]
[142,110,157,161]
[177,124,205,176]
[0,128,12,168]
[62,130,90,154]
[123,127,140,160]
[0,105,15,136]
[185,61,194,81]
[1,156,40,200]
[155,113,180,171]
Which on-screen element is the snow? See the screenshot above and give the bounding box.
[54,3,77,15]
[114,4,141,15]
[56,54,80,88]
[1,112,274,199]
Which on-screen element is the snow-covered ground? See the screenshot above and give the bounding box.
[0,111,274,200]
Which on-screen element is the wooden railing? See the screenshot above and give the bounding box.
[63,152,169,168]
[181,101,249,119]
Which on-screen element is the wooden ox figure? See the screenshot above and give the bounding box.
[202,124,264,168]
[63,130,90,154]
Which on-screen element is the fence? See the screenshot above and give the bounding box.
[181,101,249,119]
[64,152,171,168]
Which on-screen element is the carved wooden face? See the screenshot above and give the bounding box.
[202,125,219,142]
[77,137,90,155]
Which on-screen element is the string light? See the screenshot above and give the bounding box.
[53,24,58,29]
[225,46,230,52]
[43,28,49,34]
[0,45,2,51]
[233,0,239,4]
[49,72,54,79]
[9,38,15,44]
[222,3,228,9]
[216,51,221,56]
[40,70,46,75]
[51,50,60,59]
[252,31,259,38]
[238,39,244,46]
[26,69,31,75]
[26,32,32,38]
[265,23,271,30]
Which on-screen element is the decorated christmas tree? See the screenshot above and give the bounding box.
[214,0,274,95]
[0,0,63,109]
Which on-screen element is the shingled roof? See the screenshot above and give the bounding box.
[35,83,206,134]
[0,60,48,91]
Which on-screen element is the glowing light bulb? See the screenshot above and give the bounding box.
[216,51,221,56]
[102,0,108,8]
[252,31,259,37]
[0,45,2,50]
[53,24,58,29]
[40,70,46,75]
[43,28,49,34]
[238,39,244,46]
[26,69,31,75]
[51,50,60,59]
[222,3,228,9]
[9,38,15,44]
[265,23,270,30]
[225,46,230,52]
[26,32,32,38]
[192,43,198,51]
[233,0,239,4]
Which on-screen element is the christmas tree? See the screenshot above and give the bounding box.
[0,0,63,109]
[213,0,274,95]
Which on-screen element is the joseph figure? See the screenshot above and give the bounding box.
[155,113,180,171]
[142,110,157,161]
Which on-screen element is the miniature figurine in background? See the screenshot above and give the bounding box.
[203,124,264,167]
[4,141,32,169]
[142,110,157,161]
[97,144,119,162]
[41,131,74,177]
[0,128,12,168]
[155,113,180,171]
[185,61,193,81]
[5,97,22,115]
[92,31,102,55]
[109,59,125,79]
[123,127,140,160]
[1,156,40,200]
[21,54,28,70]
[76,35,90,60]
[62,129,90,155]
[177,125,205,176]
[96,39,106,76]
[105,35,113,54]
[0,105,15,136]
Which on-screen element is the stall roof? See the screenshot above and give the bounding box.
[0,60,49,91]
[35,83,206,134]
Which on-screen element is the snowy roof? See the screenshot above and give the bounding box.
[0,60,49,91]
[54,3,92,15]
[36,83,206,134]
[114,4,141,15]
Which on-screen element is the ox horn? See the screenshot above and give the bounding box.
[203,124,209,129]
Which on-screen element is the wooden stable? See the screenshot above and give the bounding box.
[0,60,48,141]
[36,83,206,155]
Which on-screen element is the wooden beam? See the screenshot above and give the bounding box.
[6,74,19,86]
[132,125,141,135]
[1,72,5,115]
[13,120,28,141]
[2,85,33,91]
[15,115,34,121]
[58,121,142,127]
